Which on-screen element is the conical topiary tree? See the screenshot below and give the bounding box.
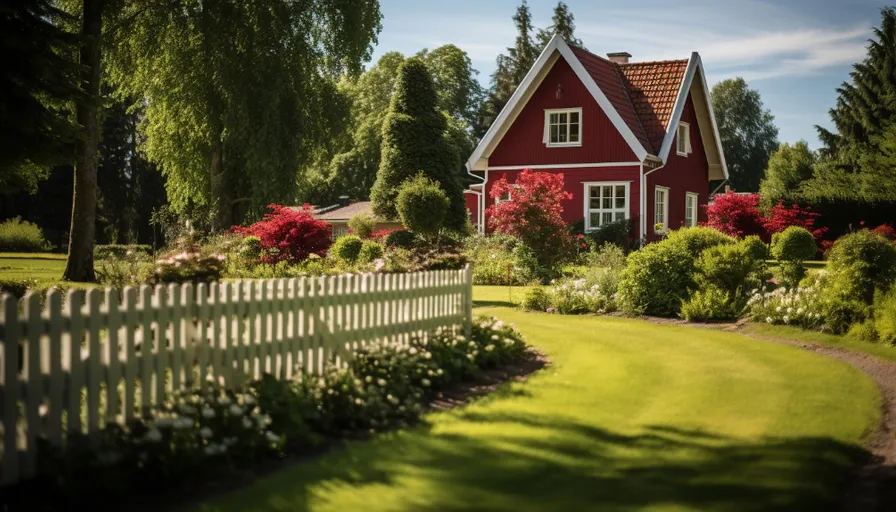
[370,57,466,231]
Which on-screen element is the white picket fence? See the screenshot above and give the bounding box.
[0,266,473,486]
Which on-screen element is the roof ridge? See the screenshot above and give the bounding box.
[619,58,690,66]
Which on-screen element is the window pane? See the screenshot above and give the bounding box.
[602,212,612,225]
[569,123,579,142]
[603,185,612,197]
[602,197,611,209]
[551,125,558,143]
[615,212,625,221]
[590,186,599,198]
[590,213,601,226]
[570,112,579,123]
[550,113,559,124]
[590,198,600,209]
[559,112,567,124]
[615,185,625,197]
[558,124,567,142]
[615,197,625,208]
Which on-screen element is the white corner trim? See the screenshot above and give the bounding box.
[465,34,650,171]
[486,161,641,171]
[697,57,729,179]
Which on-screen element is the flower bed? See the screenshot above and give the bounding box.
[6,317,531,510]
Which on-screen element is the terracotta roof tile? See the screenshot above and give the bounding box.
[569,45,689,155]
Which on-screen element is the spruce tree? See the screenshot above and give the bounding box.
[536,2,583,48]
[370,58,466,231]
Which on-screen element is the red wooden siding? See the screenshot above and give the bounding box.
[646,93,710,242]
[488,58,638,167]
[484,165,641,236]
[464,192,480,227]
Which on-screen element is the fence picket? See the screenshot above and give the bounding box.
[0,266,472,485]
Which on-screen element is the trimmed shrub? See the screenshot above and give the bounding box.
[0,217,49,252]
[331,235,364,263]
[521,287,552,311]
[618,227,734,316]
[742,235,770,261]
[395,173,449,238]
[0,278,38,298]
[826,229,896,303]
[681,287,741,322]
[696,242,765,298]
[94,244,153,260]
[771,226,817,262]
[347,214,376,239]
[585,218,634,250]
[358,240,384,264]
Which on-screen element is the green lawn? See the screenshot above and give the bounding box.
[742,323,896,364]
[196,306,880,512]
[0,252,67,284]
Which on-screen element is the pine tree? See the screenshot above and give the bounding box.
[536,2,583,48]
[370,58,466,231]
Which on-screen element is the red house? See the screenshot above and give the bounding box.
[464,36,728,242]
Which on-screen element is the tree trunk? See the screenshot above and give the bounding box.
[63,0,103,282]
[210,133,231,231]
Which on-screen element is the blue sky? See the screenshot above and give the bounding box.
[371,0,884,148]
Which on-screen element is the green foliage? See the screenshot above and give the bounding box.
[240,236,262,261]
[358,240,384,264]
[0,217,50,252]
[0,278,39,299]
[696,242,765,298]
[848,320,879,343]
[370,58,466,230]
[331,235,364,263]
[741,235,771,261]
[94,244,153,260]
[619,228,734,316]
[771,226,817,262]
[96,252,154,289]
[582,243,627,270]
[385,229,416,248]
[395,173,449,238]
[521,287,552,311]
[711,78,779,192]
[464,234,538,285]
[152,236,226,285]
[681,287,743,322]
[536,1,583,47]
[348,214,376,239]
[583,218,634,251]
[871,289,896,344]
[759,141,817,206]
[826,230,896,304]
[106,0,383,228]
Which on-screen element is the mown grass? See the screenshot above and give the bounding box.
[196,306,880,512]
[742,323,896,364]
[0,252,68,284]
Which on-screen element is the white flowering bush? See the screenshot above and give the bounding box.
[469,316,528,367]
[527,277,617,315]
[745,274,826,329]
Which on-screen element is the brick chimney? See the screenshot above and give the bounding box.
[607,52,632,64]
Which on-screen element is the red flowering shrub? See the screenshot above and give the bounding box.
[703,192,765,238]
[233,204,332,264]
[871,224,896,241]
[486,169,575,269]
[763,200,826,240]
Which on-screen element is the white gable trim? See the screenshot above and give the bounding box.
[466,35,649,171]
[657,53,729,180]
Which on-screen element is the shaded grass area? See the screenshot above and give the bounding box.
[742,323,896,364]
[197,308,879,512]
[472,285,535,308]
[0,252,68,284]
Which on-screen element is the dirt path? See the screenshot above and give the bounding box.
[649,317,896,512]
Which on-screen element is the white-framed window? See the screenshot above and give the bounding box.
[494,184,520,204]
[544,108,582,147]
[684,192,699,227]
[654,186,669,233]
[677,121,692,156]
[583,181,629,232]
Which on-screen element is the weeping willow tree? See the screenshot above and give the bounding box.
[106,0,382,230]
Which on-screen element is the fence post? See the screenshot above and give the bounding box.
[464,264,473,339]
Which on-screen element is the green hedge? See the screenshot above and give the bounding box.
[94,244,153,260]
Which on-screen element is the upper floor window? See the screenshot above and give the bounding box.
[677,121,692,156]
[544,108,582,147]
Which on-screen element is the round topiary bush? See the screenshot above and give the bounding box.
[741,235,770,261]
[618,227,734,317]
[771,226,817,262]
[358,240,384,264]
[826,229,896,303]
[395,174,449,238]
[331,235,364,263]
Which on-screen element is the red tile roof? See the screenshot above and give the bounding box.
[570,46,689,154]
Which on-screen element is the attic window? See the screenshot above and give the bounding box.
[544,108,582,147]
[677,121,692,156]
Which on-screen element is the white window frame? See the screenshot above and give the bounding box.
[677,121,692,156]
[583,181,630,232]
[494,184,520,205]
[654,186,670,233]
[544,108,583,148]
[684,191,699,227]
